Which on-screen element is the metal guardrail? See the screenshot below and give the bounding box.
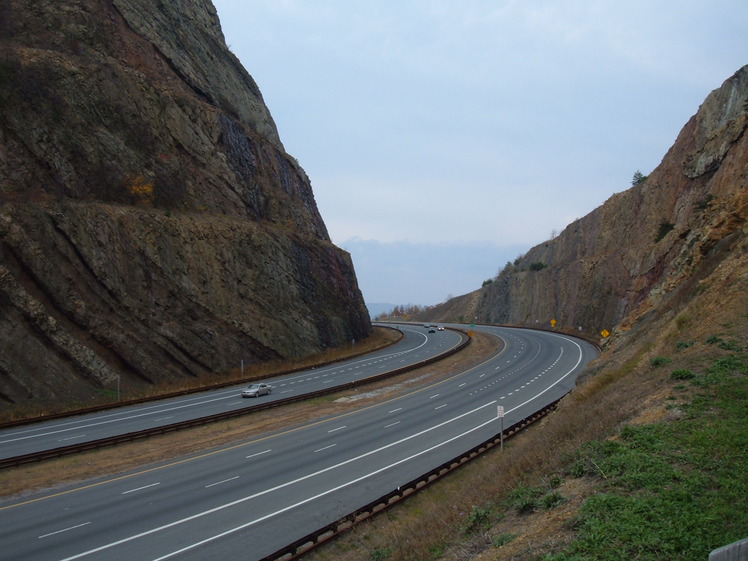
[0,329,471,469]
[709,538,748,561]
[259,398,563,561]
[0,328,408,430]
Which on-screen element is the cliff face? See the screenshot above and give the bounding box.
[422,67,747,341]
[0,0,371,405]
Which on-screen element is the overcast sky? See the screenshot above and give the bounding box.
[212,1,747,309]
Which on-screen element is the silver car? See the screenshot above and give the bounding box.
[241,383,273,398]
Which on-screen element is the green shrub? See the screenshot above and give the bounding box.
[670,368,694,380]
[650,356,672,368]
[705,336,741,351]
[655,222,675,242]
[708,354,748,375]
[632,170,648,185]
[428,544,445,558]
[676,340,694,351]
[529,262,547,271]
[491,533,516,547]
[541,491,566,510]
[718,340,740,351]
[371,547,392,561]
[463,505,492,534]
[507,484,543,514]
[546,474,564,489]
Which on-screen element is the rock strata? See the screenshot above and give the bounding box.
[0,0,371,406]
[419,66,747,342]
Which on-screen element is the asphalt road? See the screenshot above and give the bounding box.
[0,324,464,460]
[0,325,598,561]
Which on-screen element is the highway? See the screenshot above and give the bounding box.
[0,325,598,561]
[0,324,464,460]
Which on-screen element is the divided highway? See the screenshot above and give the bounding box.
[0,325,598,561]
[0,325,464,461]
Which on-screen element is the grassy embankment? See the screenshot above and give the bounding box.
[512,349,747,561]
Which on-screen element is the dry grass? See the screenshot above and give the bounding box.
[0,332,498,500]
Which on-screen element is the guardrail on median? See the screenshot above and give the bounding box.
[0,329,471,469]
[259,398,562,561]
[0,327,407,430]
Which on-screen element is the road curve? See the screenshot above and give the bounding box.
[0,325,598,561]
[0,324,464,461]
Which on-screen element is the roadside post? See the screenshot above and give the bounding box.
[497,405,504,451]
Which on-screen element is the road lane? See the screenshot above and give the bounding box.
[0,325,464,460]
[0,325,598,561]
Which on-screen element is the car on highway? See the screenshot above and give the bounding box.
[428,328,436,333]
[241,383,273,398]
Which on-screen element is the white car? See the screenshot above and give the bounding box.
[241,383,273,398]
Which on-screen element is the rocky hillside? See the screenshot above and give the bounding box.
[0,0,371,407]
[419,66,747,346]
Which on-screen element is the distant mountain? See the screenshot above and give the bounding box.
[0,0,370,408]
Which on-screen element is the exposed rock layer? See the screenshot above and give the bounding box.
[420,67,747,342]
[0,0,371,405]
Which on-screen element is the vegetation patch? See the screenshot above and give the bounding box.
[463,505,493,534]
[491,532,517,547]
[670,368,694,380]
[675,340,694,351]
[705,335,742,352]
[649,355,672,368]
[542,352,747,561]
[655,221,675,242]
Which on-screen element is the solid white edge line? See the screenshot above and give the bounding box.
[58,401,497,561]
